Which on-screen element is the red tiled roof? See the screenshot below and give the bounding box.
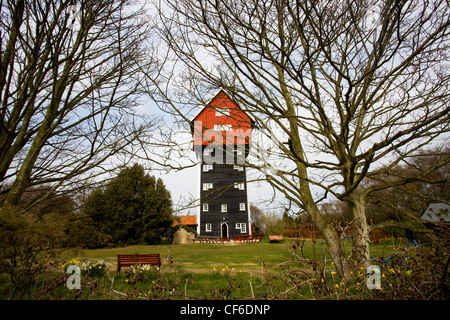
[172,215,197,227]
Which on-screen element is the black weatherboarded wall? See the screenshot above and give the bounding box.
[200,162,249,238]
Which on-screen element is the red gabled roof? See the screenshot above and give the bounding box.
[191,90,254,121]
[191,90,254,146]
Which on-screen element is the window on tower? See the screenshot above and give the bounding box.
[203,164,213,172]
[221,204,228,212]
[234,182,245,190]
[202,182,213,191]
[215,108,230,116]
[206,223,212,232]
[239,203,246,211]
[235,223,247,233]
[203,203,209,212]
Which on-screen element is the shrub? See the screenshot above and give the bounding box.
[0,206,63,299]
[373,224,449,300]
[64,214,114,249]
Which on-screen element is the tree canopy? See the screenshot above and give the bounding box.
[83,164,173,245]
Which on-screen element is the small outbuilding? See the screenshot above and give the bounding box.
[172,215,198,229]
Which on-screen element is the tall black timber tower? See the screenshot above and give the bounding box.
[191,90,255,238]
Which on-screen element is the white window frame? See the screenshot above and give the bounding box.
[203,164,213,172]
[215,108,230,116]
[234,182,245,190]
[239,203,246,211]
[202,182,213,191]
[221,204,228,212]
[233,165,244,171]
[206,223,212,232]
[235,223,247,233]
[202,203,209,212]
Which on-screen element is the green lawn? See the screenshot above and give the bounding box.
[63,241,301,273]
[62,239,396,274]
[1,239,399,299]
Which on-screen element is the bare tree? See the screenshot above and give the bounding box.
[0,0,158,208]
[149,0,450,275]
[365,145,450,229]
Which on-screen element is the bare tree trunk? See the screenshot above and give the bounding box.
[314,209,348,275]
[281,73,349,275]
[348,188,371,267]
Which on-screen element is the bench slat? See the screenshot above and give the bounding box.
[117,253,161,272]
[269,235,284,241]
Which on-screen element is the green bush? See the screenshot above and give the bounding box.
[0,206,63,299]
[83,164,173,246]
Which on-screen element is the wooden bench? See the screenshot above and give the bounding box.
[269,235,284,242]
[117,253,161,273]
